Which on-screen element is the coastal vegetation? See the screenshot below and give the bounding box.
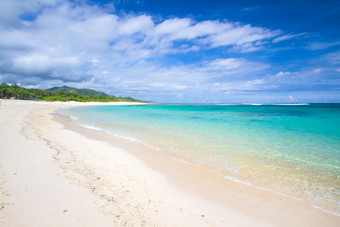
[0,83,142,102]
[48,86,110,97]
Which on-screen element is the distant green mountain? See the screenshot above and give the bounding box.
[0,83,143,103]
[48,86,109,97]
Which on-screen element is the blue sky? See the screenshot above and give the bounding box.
[0,0,339,103]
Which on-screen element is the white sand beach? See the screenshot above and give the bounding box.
[0,99,339,226]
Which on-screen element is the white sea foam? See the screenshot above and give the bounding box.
[239,103,310,106]
[224,175,253,186]
[216,104,238,106]
[270,103,310,106]
[310,204,340,216]
[75,121,162,152]
[224,176,340,216]
[111,133,140,143]
[70,115,79,120]
[110,133,161,151]
[56,108,67,115]
[223,176,304,201]
[242,103,263,105]
[78,123,103,131]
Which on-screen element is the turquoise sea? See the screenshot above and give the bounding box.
[60,104,340,215]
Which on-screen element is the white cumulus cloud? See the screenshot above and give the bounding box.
[1,0,323,102]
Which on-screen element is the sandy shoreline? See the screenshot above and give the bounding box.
[0,99,339,226]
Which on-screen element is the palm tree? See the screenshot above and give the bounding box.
[0,83,9,98]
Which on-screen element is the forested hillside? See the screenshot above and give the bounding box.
[0,83,142,103]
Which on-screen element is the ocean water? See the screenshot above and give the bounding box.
[60,104,340,215]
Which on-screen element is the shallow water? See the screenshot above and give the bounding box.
[61,104,340,215]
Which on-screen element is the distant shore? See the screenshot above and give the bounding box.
[0,99,339,226]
